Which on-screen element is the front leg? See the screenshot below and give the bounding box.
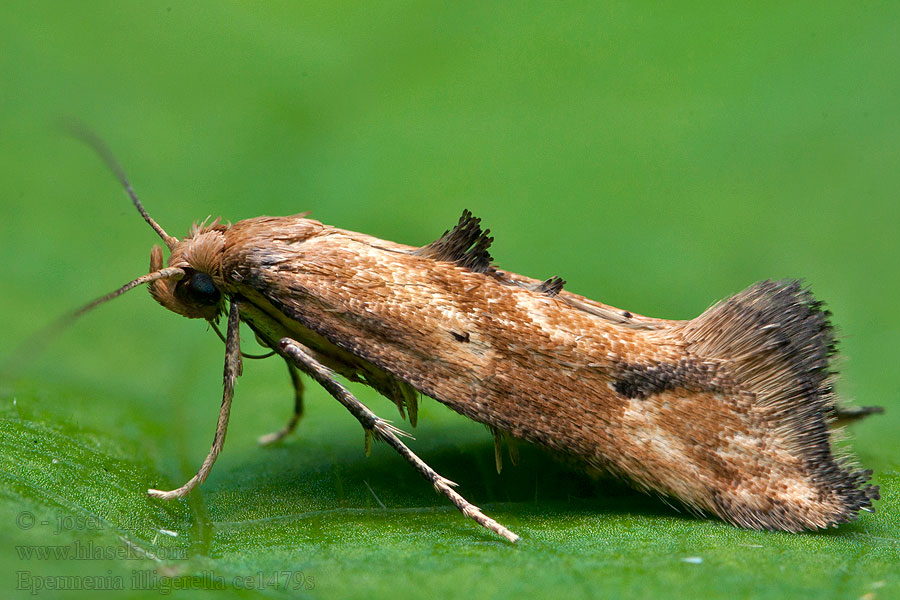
[148,301,243,500]
[278,337,520,543]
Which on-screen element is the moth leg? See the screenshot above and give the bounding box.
[258,361,305,446]
[148,301,242,500]
[278,337,520,543]
[831,405,884,427]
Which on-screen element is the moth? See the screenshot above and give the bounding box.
[64,131,879,543]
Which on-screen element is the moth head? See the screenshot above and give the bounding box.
[148,220,228,321]
[57,125,228,327]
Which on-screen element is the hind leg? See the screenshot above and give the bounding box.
[258,361,305,445]
[278,337,519,543]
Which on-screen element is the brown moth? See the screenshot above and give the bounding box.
[65,132,879,543]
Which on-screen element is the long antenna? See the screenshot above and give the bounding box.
[62,121,178,249]
[70,267,186,318]
[1,268,185,379]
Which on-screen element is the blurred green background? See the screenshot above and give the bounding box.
[1,2,898,599]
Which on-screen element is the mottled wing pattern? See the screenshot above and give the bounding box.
[220,213,876,531]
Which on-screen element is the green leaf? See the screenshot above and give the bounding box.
[2,373,898,599]
[2,2,899,599]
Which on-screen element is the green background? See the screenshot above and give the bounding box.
[1,2,898,598]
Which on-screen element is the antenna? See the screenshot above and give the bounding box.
[62,120,178,249]
[1,267,185,379]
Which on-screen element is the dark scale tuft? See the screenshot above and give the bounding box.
[413,209,494,273]
[683,279,878,529]
[450,331,470,343]
[613,360,713,399]
[534,276,566,296]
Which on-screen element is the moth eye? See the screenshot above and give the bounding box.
[186,272,220,305]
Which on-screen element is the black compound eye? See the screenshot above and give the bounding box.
[186,272,220,305]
